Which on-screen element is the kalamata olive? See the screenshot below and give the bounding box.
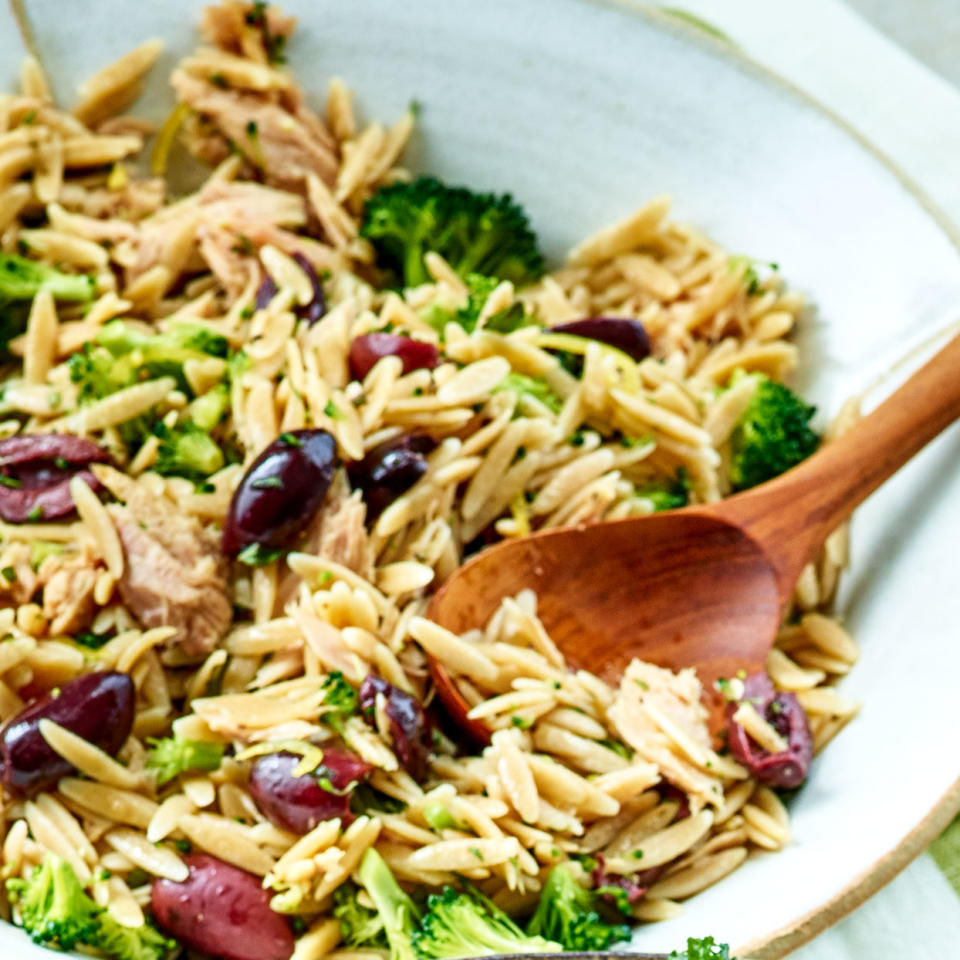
[255,274,278,310]
[359,675,432,783]
[255,256,325,325]
[592,853,659,905]
[222,429,339,556]
[727,672,813,788]
[248,748,373,834]
[0,670,134,798]
[291,253,327,325]
[347,434,437,519]
[152,854,293,960]
[550,317,651,362]
[348,332,440,382]
[0,434,110,523]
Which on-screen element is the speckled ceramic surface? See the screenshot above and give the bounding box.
[2,1,960,956]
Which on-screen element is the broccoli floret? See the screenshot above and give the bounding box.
[6,854,174,960]
[728,372,819,491]
[68,342,135,402]
[69,320,231,453]
[0,253,94,302]
[492,373,563,414]
[189,382,231,431]
[96,320,228,386]
[361,177,544,289]
[333,881,387,948]
[670,936,734,959]
[153,421,225,484]
[6,854,100,949]
[356,849,421,960]
[423,273,528,337]
[421,801,464,832]
[0,255,94,358]
[413,885,562,959]
[321,670,359,735]
[94,911,177,960]
[146,736,225,785]
[636,468,689,512]
[526,864,631,951]
[69,320,228,401]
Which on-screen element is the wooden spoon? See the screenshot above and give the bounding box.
[428,331,960,743]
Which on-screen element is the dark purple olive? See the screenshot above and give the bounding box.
[0,670,134,798]
[0,434,111,523]
[348,333,440,382]
[255,256,325,325]
[727,672,813,789]
[359,675,432,783]
[152,854,293,960]
[659,783,691,821]
[550,317,651,362]
[222,429,339,556]
[255,274,278,311]
[592,852,660,905]
[347,434,437,520]
[291,253,326,325]
[248,748,373,834]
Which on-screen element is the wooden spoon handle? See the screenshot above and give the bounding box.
[707,328,960,596]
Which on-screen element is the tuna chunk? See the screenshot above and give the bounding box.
[201,0,297,63]
[310,483,371,577]
[98,468,231,661]
[171,70,338,191]
[40,552,99,636]
[609,660,735,811]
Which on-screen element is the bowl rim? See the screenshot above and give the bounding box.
[5,1,960,959]
[584,5,960,957]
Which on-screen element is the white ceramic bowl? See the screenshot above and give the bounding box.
[2,1,960,956]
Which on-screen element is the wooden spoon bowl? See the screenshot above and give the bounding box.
[428,329,960,741]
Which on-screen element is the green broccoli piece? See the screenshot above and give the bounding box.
[333,881,387,948]
[189,382,231,431]
[492,372,563,414]
[0,253,94,302]
[526,864,631,951]
[413,885,562,959]
[152,420,225,484]
[6,854,100,949]
[361,176,544,289]
[30,540,65,570]
[728,372,819,491]
[670,935,734,959]
[357,848,421,960]
[96,319,228,387]
[423,273,528,337]
[94,912,177,960]
[68,320,231,453]
[321,670,359,735]
[6,854,174,960]
[636,468,689,512]
[0,254,94,356]
[146,736,225,785]
[421,801,465,832]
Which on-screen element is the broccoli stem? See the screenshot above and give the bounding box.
[357,849,421,960]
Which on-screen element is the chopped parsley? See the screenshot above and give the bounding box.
[324,399,346,420]
[236,543,285,567]
[251,476,284,490]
